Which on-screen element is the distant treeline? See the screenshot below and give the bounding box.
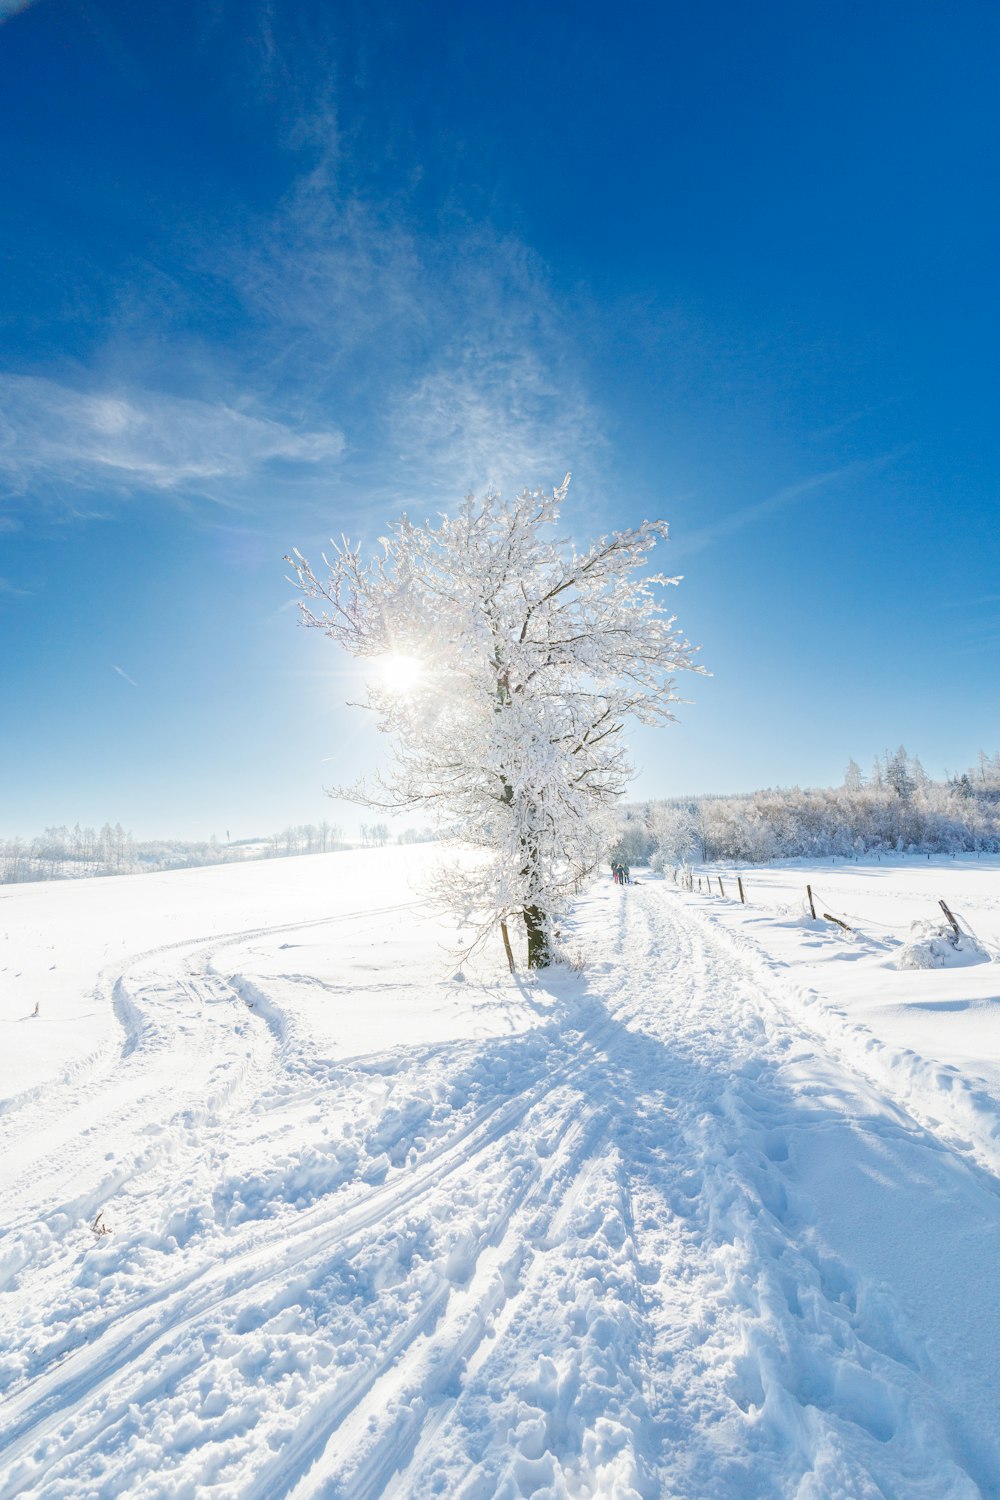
[11,747,996,885]
[609,749,1000,868]
[0,819,437,885]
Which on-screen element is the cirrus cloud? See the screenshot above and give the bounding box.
[0,373,345,511]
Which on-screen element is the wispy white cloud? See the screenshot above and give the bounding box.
[213,161,607,515]
[0,374,344,507]
[380,233,605,505]
[943,593,1000,609]
[113,664,139,687]
[392,351,599,501]
[223,167,427,393]
[671,456,895,558]
[949,607,1000,655]
[3,33,604,533]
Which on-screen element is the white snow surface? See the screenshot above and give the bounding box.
[2,848,1000,1498]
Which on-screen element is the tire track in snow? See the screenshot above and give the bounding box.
[5,880,999,1498]
[1,903,441,1445]
[380,884,998,1498]
[0,954,286,1306]
[384,1137,662,1500]
[247,1111,611,1500]
[362,891,695,1498]
[0,986,623,1494]
[613,885,998,1497]
[0,901,428,1136]
[0,903,430,1241]
[6,982,616,1352]
[688,892,1000,1189]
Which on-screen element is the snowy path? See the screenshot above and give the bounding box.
[2,867,1000,1497]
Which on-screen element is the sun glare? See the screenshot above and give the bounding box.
[375,652,424,695]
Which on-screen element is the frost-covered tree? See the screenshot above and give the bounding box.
[647,802,701,871]
[286,477,702,966]
[885,745,915,803]
[843,758,864,792]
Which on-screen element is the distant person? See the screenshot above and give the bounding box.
[623,863,631,885]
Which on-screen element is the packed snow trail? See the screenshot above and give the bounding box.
[2,866,1000,1497]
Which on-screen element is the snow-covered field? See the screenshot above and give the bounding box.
[2,848,1000,1498]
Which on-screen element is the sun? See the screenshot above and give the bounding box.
[374,651,424,695]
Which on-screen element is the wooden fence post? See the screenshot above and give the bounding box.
[718,876,725,898]
[500,919,515,974]
[738,877,745,904]
[806,884,817,920]
[939,899,961,939]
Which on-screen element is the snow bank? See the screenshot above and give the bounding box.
[890,918,990,970]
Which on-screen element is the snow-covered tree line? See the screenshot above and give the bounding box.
[1,822,137,883]
[0,820,347,885]
[608,748,1000,869]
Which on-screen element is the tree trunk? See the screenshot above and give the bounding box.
[523,903,551,967]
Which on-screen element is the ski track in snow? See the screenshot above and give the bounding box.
[2,873,1000,1498]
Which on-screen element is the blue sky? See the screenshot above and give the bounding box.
[1,0,998,840]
